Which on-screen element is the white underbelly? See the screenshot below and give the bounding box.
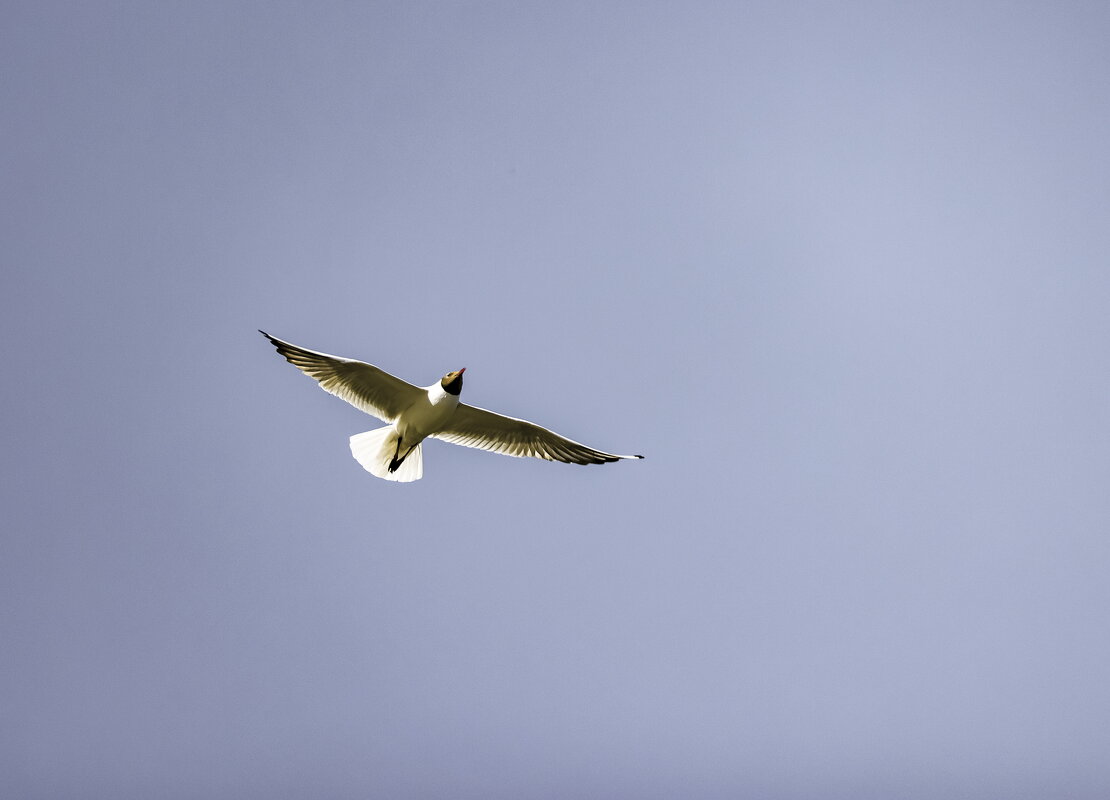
[396,391,459,443]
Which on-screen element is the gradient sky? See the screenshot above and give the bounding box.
[3,2,1110,798]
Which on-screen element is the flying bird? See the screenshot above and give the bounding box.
[260,331,644,482]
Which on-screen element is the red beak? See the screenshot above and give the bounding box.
[458,367,466,374]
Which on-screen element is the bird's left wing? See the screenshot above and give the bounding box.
[432,403,643,465]
[260,331,422,422]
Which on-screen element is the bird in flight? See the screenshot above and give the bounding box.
[260,331,644,482]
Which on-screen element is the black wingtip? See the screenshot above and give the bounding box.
[634,455,645,459]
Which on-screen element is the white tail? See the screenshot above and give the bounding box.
[349,426,424,482]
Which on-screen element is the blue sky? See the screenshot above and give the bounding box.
[3,2,1109,797]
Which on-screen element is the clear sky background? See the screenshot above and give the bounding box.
[3,2,1109,798]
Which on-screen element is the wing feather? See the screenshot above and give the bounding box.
[433,403,643,465]
[260,331,422,422]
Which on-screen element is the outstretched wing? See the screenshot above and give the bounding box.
[432,403,643,465]
[260,331,422,423]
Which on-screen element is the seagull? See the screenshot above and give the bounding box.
[260,331,644,482]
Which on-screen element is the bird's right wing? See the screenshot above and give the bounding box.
[433,403,643,465]
[260,331,422,422]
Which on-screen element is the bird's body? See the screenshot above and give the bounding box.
[396,380,461,453]
[260,331,643,482]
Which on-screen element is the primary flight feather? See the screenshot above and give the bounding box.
[260,331,644,482]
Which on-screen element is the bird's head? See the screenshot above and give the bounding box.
[441,367,465,396]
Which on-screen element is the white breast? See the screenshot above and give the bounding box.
[395,382,460,442]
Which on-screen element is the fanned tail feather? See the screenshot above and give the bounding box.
[349,426,424,483]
